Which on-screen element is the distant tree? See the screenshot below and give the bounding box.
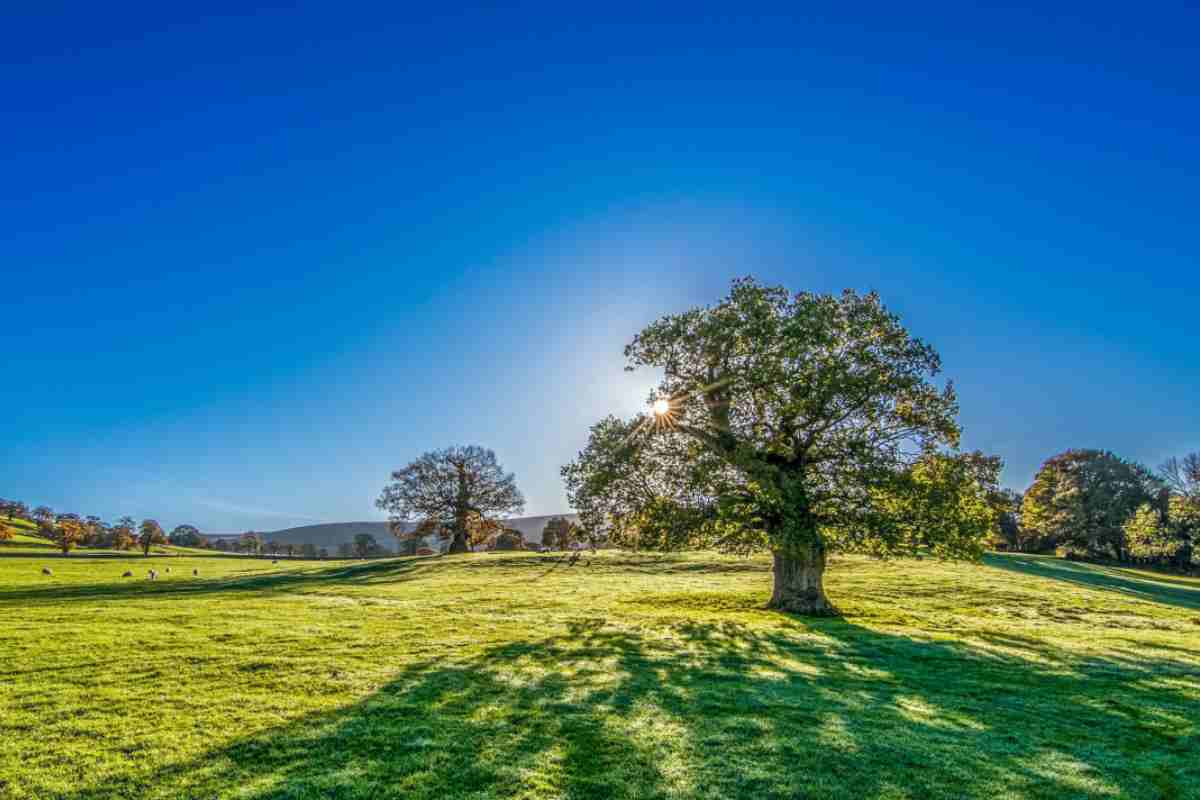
[169,524,203,547]
[82,516,108,547]
[50,516,87,555]
[1160,453,1200,499]
[0,499,27,521]
[139,520,166,555]
[377,445,525,554]
[975,485,1024,551]
[564,278,974,613]
[111,517,136,551]
[266,540,282,555]
[32,506,54,528]
[541,516,575,550]
[1124,495,1199,568]
[0,521,13,541]
[1022,450,1159,560]
[300,542,317,558]
[353,533,379,558]
[319,547,329,559]
[494,529,524,551]
[239,531,263,555]
[214,538,231,552]
[336,542,353,558]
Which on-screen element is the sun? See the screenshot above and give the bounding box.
[651,398,671,416]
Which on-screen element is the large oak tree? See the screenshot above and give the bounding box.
[377,445,525,554]
[563,278,992,614]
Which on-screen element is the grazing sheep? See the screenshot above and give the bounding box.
[165,567,171,573]
[41,567,52,576]
[192,569,198,576]
[122,570,133,578]
[272,559,278,564]
[148,569,158,580]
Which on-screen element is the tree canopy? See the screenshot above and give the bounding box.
[1160,452,1200,499]
[1021,449,1158,560]
[377,445,524,554]
[50,515,86,555]
[564,278,991,613]
[139,520,166,556]
[169,524,204,547]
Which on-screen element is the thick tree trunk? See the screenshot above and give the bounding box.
[446,531,470,554]
[768,547,836,615]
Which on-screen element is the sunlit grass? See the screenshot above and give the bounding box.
[0,551,1197,799]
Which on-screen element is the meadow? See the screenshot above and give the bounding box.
[1,550,1197,799]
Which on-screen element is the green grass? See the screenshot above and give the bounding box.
[1,532,55,548]
[1,551,1197,800]
[0,524,232,557]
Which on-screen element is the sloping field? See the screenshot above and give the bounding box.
[0,551,1197,799]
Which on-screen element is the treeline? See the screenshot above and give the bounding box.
[0,502,179,555]
[0,503,331,559]
[991,450,1199,570]
[391,515,583,554]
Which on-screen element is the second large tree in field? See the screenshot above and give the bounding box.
[564,278,991,614]
[377,446,525,554]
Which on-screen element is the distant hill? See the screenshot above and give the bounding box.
[208,514,580,553]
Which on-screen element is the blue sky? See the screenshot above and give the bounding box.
[3,2,1197,532]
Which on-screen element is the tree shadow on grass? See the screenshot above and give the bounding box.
[0,554,770,608]
[0,558,436,605]
[58,615,1199,800]
[984,553,1200,611]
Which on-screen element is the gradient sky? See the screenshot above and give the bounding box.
[3,2,1197,533]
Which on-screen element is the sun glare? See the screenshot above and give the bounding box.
[652,398,671,416]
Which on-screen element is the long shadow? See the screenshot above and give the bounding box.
[0,557,435,604]
[0,554,768,606]
[985,553,1200,610]
[55,616,1200,800]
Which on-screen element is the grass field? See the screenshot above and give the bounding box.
[0,521,231,557]
[1,551,1197,800]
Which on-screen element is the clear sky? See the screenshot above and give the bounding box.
[3,2,1197,533]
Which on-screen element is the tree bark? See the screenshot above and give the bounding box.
[768,546,837,615]
[447,531,470,554]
